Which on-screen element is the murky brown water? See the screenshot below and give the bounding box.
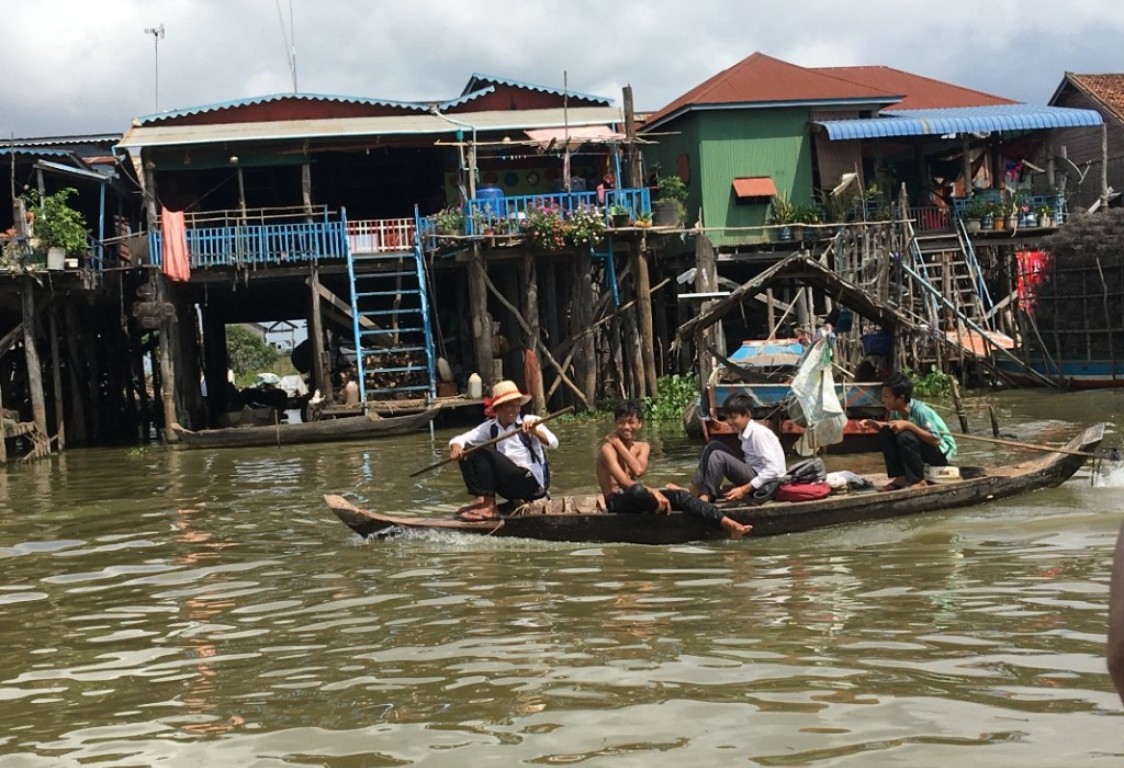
[2,389,1123,766]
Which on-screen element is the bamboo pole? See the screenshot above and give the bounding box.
[936,430,1098,459]
[48,304,65,452]
[21,279,48,439]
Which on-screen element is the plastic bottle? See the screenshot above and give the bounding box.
[467,373,483,399]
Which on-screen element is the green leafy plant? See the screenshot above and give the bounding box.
[657,175,688,221]
[904,365,953,398]
[227,325,286,386]
[770,193,797,224]
[566,203,607,246]
[430,206,465,235]
[608,203,630,217]
[642,373,699,422]
[634,211,653,227]
[816,188,855,223]
[24,188,89,254]
[963,196,989,219]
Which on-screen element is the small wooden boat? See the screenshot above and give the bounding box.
[326,423,1105,545]
[173,408,437,449]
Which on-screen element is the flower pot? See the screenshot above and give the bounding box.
[774,226,793,242]
[1038,214,1052,228]
[611,213,630,228]
[980,214,994,230]
[652,200,681,227]
[992,216,1006,231]
[966,218,981,234]
[1006,215,1018,230]
[47,246,66,271]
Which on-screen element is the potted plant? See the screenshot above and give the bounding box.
[521,202,568,251]
[654,175,688,226]
[24,188,89,269]
[962,197,988,234]
[608,203,632,228]
[566,203,607,247]
[1036,204,1052,228]
[792,203,822,241]
[770,193,797,241]
[634,211,653,229]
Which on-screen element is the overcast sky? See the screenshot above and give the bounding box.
[2,0,1122,139]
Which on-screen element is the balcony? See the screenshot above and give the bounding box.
[455,187,651,237]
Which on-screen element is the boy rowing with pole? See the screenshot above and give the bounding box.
[449,380,559,521]
[596,400,753,539]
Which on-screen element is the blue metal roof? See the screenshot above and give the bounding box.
[461,73,612,105]
[815,104,1103,140]
[137,92,436,125]
[0,147,72,158]
[439,86,496,109]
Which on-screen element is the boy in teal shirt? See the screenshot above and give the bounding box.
[862,371,957,490]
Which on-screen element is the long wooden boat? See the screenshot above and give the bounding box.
[326,423,1105,545]
[173,408,438,449]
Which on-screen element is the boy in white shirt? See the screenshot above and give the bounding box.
[449,380,559,521]
[689,393,787,503]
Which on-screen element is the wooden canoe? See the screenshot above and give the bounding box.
[326,423,1106,545]
[173,408,437,449]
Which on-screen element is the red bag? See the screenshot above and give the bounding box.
[774,482,832,502]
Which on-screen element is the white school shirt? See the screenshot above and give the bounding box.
[449,415,560,488]
[739,420,787,489]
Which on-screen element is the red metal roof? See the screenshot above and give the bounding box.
[732,177,777,198]
[644,53,899,129]
[813,65,1017,110]
[1063,74,1124,122]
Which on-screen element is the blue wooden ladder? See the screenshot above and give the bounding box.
[345,208,437,407]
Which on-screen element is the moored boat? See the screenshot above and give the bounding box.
[327,422,1105,545]
[173,408,438,449]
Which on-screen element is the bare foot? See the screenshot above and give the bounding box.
[665,482,686,491]
[455,497,488,515]
[721,516,753,539]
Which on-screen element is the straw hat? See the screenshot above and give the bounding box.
[490,379,531,408]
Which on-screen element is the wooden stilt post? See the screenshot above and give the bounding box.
[201,308,228,426]
[631,242,658,397]
[155,275,178,441]
[573,247,597,406]
[309,263,332,401]
[48,304,66,452]
[21,279,48,440]
[0,369,6,464]
[468,243,495,385]
[519,250,546,412]
[64,304,88,444]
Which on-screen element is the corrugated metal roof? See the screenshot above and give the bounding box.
[117,106,624,150]
[439,86,496,109]
[732,177,777,198]
[136,92,435,125]
[5,133,122,147]
[461,73,611,104]
[815,104,1103,140]
[643,53,900,131]
[811,65,1017,110]
[0,147,73,158]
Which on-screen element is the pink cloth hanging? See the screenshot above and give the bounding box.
[160,207,190,282]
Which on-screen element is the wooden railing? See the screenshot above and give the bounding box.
[346,217,417,253]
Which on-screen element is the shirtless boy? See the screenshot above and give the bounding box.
[596,400,753,539]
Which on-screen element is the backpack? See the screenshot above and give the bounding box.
[490,418,551,489]
[748,458,828,505]
[774,482,833,502]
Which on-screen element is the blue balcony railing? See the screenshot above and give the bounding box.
[461,187,651,236]
[148,217,349,268]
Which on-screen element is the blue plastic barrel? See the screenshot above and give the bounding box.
[476,186,506,218]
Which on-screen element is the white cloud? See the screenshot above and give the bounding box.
[1,0,1122,137]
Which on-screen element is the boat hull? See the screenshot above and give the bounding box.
[174,408,437,449]
[996,356,1124,388]
[326,423,1104,545]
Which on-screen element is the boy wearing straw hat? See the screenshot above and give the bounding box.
[449,380,559,521]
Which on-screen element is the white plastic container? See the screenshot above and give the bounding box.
[467,373,483,399]
[47,247,66,271]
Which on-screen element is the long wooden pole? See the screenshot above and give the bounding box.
[408,406,574,477]
[938,430,1097,458]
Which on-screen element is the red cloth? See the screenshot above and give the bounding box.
[1016,250,1051,313]
[160,207,190,282]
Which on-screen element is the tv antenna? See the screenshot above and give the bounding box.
[275,0,298,92]
[143,24,165,112]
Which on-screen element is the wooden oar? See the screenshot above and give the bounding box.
[939,430,1097,458]
[865,421,1099,459]
[408,406,575,477]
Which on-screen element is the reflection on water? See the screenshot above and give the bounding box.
[0,389,1122,765]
